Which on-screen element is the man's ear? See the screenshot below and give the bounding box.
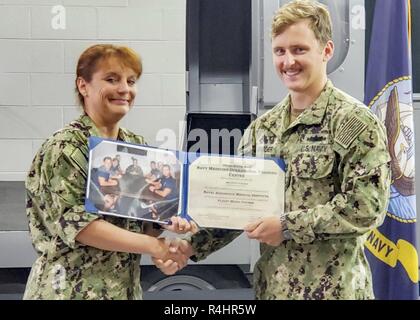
[76,77,88,97]
[323,40,334,62]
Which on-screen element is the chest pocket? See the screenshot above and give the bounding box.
[290,149,335,179]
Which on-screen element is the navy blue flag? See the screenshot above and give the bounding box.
[364,0,418,300]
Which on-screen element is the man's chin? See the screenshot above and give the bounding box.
[281,77,301,88]
[283,83,304,92]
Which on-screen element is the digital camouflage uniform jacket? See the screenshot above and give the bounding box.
[189,81,391,300]
[24,114,146,300]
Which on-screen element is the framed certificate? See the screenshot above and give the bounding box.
[85,137,285,229]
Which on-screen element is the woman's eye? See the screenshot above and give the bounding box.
[106,78,116,83]
[128,80,136,86]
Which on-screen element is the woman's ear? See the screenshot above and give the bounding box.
[77,77,88,97]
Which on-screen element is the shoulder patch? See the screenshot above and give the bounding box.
[335,116,367,149]
[63,145,88,178]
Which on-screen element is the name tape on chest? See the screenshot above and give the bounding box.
[335,116,367,149]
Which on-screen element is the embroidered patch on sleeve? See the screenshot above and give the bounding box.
[335,116,368,149]
[63,145,88,177]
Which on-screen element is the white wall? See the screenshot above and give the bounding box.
[0,0,186,181]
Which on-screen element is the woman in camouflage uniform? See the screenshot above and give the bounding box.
[24,44,195,300]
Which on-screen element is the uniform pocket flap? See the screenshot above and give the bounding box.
[290,150,334,179]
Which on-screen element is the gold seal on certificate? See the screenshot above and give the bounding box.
[187,155,285,230]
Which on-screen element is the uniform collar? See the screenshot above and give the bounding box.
[290,80,334,127]
[261,97,291,138]
[261,80,334,138]
[74,113,129,141]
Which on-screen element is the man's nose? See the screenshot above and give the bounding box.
[284,52,296,67]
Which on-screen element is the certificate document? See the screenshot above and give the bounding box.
[85,137,285,229]
[187,155,285,229]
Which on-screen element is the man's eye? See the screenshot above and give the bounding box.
[128,80,136,86]
[106,78,116,83]
[274,48,284,56]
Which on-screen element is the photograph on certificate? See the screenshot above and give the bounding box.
[85,138,183,224]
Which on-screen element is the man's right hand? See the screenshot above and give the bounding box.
[152,238,194,275]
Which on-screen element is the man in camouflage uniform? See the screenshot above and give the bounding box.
[189,79,390,299]
[24,115,149,299]
[157,0,391,299]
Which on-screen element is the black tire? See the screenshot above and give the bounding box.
[141,265,251,292]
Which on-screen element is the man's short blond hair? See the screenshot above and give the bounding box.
[271,0,332,46]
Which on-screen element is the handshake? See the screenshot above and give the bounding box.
[151,216,197,275]
[153,237,194,275]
